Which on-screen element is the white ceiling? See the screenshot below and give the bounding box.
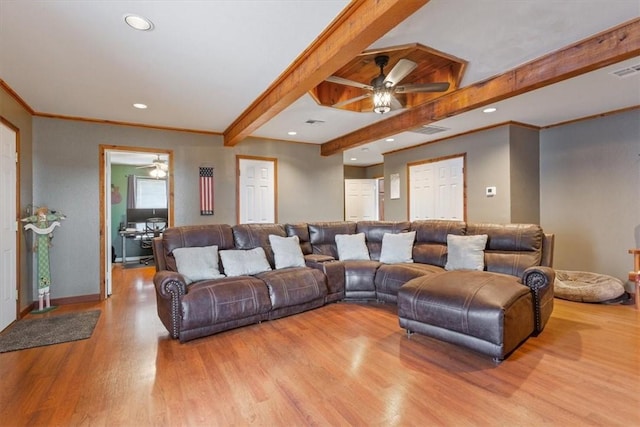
[1,0,639,166]
[110,151,168,166]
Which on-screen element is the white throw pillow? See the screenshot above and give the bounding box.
[173,245,225,285]
[219,247,272,277]
[445,234,488,271]
[335,233,370,261]
[379,231,416,264]
[269,234,305,269]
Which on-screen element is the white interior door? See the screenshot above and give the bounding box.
[239,158,275,224]
[345,179,378,221]
[0,122,17,331]
[410,156,464,221]
[410,163,435,220]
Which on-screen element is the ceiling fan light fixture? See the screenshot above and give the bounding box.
[149,167,166,179]
[373,87,392,114]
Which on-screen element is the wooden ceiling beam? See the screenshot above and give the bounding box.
[321,17,640,156]
[223,0,430,147]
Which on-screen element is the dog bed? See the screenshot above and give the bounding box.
[554,270,626,303]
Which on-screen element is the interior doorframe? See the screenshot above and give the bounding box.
[99,144,174,300]
[406,153,467,221]
[236,155,278,224]
[0,117,21,319]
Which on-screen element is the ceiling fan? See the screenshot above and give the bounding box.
[136,155,168,178]
[136,155,168,171]
[326,55,450,114]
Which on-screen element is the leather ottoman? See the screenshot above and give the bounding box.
[397,270,535,361]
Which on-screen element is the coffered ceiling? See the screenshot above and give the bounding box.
[1,0,638,166]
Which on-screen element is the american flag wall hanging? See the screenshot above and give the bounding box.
[199,166,214,215]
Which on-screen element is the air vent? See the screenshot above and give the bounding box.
[410,125,450,135]
[610,64,640,78]
[305,119,325,125]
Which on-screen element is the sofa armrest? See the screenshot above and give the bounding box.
[521,266,555,336]
[153,271,188,299]
[153,271,188,339]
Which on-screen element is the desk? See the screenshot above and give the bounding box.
[119,229,147,265]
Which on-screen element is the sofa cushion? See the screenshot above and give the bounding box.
[336,233,370,260]
[445,234,488,271]
[467,223,543,277]
[219,247,272,277]
[162,224,235,272]
[180,276,272,336]
[342,260,380,299]
[173,245,225,284]
[411,220,466,267]
[232,223,286,268]
[375,263,444,303]
[256,267,327,309]
[379,231,416,264]
[269,234,305,269]
[308,221,356,258]
[356,221,411,260]
[285,223,312,255]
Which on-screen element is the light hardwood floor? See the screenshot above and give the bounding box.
[1,265,639,426]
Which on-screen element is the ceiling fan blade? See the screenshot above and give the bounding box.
[326,75,373,90]
[384,59,417,86]
[395,82,450,93]
[135,164,154,169]
[390,96,404,111]
[332,93,371,108]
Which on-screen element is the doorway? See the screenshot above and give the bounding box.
[99,145,173,299]
[0,119,18,331]
[237,156,276,224]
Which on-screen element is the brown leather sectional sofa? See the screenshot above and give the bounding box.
[152,220,555,360]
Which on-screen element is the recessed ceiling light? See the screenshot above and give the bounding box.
[385,138,395,142]
[350,157,357,161]
[124,14,154,31]
[133,103,148,109]
[483,107,497,113]
[287,131,297,136]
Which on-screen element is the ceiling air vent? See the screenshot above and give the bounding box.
[610,64,640,78]
[410,125,450,135]
[305,119,325,125]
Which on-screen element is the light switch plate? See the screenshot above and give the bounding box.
[486,186,496,197]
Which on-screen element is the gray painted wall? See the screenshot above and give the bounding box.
[11,81,639,303]
[365,163,384,179]
[344,165,366,179]
[31,117,343,300]
[383,126,514,223]
[510,125,541,223]
[540,109,640,287]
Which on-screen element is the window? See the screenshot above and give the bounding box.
[135,177,167,209]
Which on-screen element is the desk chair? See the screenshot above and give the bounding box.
[139,217,167,265]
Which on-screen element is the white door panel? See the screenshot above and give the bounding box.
[239,158,275,224]
[345,179,378,221]
[410,156,464,221]
[0,123,17,331]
